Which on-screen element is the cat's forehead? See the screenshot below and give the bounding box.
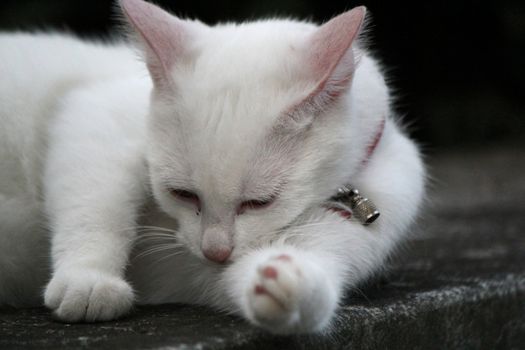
[195,20,316,74]
[164,22,317,151]
[174,20,317,106]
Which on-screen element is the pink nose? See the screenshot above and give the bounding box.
[202,246,232,264]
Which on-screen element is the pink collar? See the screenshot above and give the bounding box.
[328,118,385,225]
[362,118,385,166]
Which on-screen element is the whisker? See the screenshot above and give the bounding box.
[153,250,187,264]
[134,233,177,240]
[136,225,178,232]
[134,243,184,259]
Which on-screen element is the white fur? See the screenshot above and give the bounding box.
[0,2,425,334]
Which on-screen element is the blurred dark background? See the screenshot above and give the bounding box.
[1,0,524,152]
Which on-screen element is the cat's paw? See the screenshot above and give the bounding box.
[244,253,336,334]
[44,268,134,322]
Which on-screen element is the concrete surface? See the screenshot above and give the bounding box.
[1,148,524,349]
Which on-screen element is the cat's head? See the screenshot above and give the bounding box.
[121,0,376,263]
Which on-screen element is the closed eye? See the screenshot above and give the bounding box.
[238,196,276,214]
[169,188,200,208]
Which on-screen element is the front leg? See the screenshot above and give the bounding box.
[43,90,148,322]
[223,200,419,333]
[222,211,353,334]
[44,156,146,322]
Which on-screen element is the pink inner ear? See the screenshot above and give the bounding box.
[309,7,366,81]
[290,7,366,116]
[120,0,186,87]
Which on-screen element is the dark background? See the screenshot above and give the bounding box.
[1,0,524,152]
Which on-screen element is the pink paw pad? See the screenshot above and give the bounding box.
[254,284,267,295]
[262,266,278,279]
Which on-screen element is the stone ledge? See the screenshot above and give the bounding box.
[1,149,524,349]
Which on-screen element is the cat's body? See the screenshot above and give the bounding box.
[0,0,425,334]
[0,32,148,306]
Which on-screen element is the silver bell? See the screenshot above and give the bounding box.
[332,186,380,225]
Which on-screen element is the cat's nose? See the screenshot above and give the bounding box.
[202,246,232,264]
[201,226,233,264]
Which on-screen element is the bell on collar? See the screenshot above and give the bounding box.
[332,185,380,225]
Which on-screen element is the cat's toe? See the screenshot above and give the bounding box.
[83,276,134,322]
[247,255,303,330]
[44,269,134,322]
[241,252,338,334]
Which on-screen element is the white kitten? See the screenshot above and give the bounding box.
[0,0,425,334]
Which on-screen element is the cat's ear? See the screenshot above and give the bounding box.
[284,7,366,127]
[119,0,192,89]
